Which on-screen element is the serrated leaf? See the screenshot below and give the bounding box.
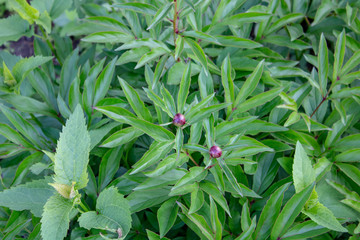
[79,187,132,238]
[0,177,55,217]
[54,105,90,190]
[9,0,39,24]
[0,15,31,45]
[303,202,347,232]
[41,194,74,240]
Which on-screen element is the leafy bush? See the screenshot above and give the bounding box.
[0,0,359,239]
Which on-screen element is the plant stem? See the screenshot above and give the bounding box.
[79,200,90,212]
[38,25,63,66]
[310,82,335,118]
[183,151,199,166]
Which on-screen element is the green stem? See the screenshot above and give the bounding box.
[79,200,90,212]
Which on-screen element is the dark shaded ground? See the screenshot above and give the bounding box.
[9,37,34,58]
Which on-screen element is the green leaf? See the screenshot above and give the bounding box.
[177,202,215,240]
[241,200,251,231]
[233,87,284,115]
[200,181,231,216]
[93,57,117,106]
[157,197,179,238]
[234,60,265,107]
[0,123,32,148]
[212,0,246,23]
[336,163,360,187]
[119,78,152,121]
[281,221,329,240]
[101,127,143,148]
[114,3,157,15]
[209,196,222,240]
[98,147,123,191]
[335,134,360,152]
[265,13,304,35]
[0,15,31,45]
[185,38,208,74]
[216,35,262,49]
[54,105,90,190]
[131,141,174,175]
[303,202,347,232]
[41,194,74,240]
[147,2,172,30]
[271,183,314,240]
[177,63,192,114]
[236,216,256,240]
[186,103,230,125]
[12,56,53,84]
[127,187,171,212]
[172,167,207,191]
[0,104,44,149]
[221,12,271,26]
[293,141,316,193]
[12,152,43,186]
[0,177,55,217]
[254,182,291,240]
[135,47,168,69]
[340,50,360,76]
[333,29,346,80]
[221,55,235,117]
[218,158,243,197]
[79,187,132,237]
[82,31,134,43]
[326,180,360,201]
[96,106,175,142]
[318,34,329,96]
[215,116,257,138]
[1,94,57,118]
[9,0,39,24]
[189,184,204,214]
[341,199,360,213]
[335,149,360,163]
[2,61,16,87]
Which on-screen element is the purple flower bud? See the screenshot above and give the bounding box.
[209,145,222,158]
[173,113,186,127]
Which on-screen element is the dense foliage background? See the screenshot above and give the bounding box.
[0,0,359,239]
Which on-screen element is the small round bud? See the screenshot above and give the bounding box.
[173,113,186,127]
[209,145,222,158]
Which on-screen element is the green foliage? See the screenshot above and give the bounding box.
[0,0,360,239]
